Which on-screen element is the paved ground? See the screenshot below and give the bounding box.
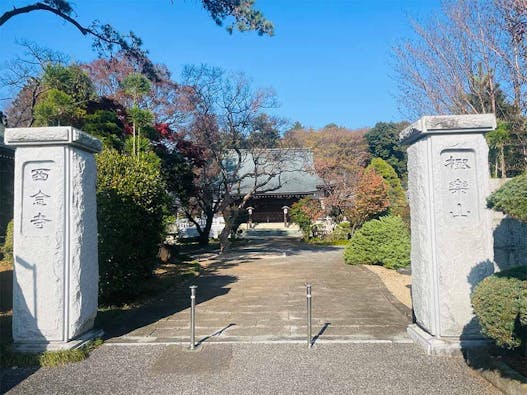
[105,237,411,344]
[1,343,500,394]
[0,235,502,393]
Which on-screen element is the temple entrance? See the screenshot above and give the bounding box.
[247,195,301,223]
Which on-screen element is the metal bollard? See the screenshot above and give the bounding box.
[306,283,312,348]
[190,285,197,350]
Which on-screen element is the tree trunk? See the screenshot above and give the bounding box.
[219,224,231,254]
[197,214,214,246]
[219,205,241,254]
[499,144,506,178]
[132,122,136,157]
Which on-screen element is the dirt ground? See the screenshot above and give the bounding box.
[364,265,412,309]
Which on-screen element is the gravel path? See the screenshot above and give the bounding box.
[1,343,500,394]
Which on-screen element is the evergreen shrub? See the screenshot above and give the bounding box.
[327,221,352,241]
[344,215,410,269]
[96,149,169,304]
[471,266,527,349]
[487,173,527,222]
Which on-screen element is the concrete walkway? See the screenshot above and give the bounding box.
[105,238,411,344]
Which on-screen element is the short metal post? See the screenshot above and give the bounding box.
[306,283,312,348]
[190,285,197,350]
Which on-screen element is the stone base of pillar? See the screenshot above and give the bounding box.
[13,329,104,353]
[407,324,492,356]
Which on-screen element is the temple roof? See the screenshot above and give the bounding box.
[229,148,323,196]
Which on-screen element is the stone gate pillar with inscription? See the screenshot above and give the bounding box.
[400,114,496,355]
[5,127,103,351]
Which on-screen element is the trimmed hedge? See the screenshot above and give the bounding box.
[487,173,527,222]
[344,215,410,269]
[96,149,169,304]
[471,266,527,349]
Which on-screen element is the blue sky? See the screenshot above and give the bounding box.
[0,0,441,129]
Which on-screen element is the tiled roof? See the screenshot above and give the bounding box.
[228,148,323,196]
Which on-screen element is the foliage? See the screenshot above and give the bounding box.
[0,339,103,368]
[282,125,370,220]
[290,197,323,240]
[1,220,14,266]
[82,110,126,150]
[42,63,95,104]
[96,148,170,304]
[471,266,527,349]
[344,215,410,269]
[202,0,274,35]
[245,114,281,148]
[0,1,273,71]
[29,63,95,127]
[365,122,409,180]
[121,72,151,103]
[348,167,390,227]
[33,88,85,127]
[367,157,408,220]
[326,221,352,242]
[485,121,511,178]
[487,173,527,222]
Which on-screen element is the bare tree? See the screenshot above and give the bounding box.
[393,0,527,116]
[178,64,295,251]
[393,0,527,174]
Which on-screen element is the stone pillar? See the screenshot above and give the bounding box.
[400,114,496,355]
[5,127,103,351]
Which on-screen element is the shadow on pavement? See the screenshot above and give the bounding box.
[98,270,238,339]
[311,322,331,347]
[0,367,39,393]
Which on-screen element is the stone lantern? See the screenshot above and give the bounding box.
[247,206,254,229]
[282,206,290,228]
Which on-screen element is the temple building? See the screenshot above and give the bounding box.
[233,148,323,223]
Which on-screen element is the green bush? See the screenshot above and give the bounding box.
[367,157,409,221]
[487,173,527,222]
[1,220,14,266]
[326,221,352,241]
[471,266,527,349]
[344,215,410,269]
[290,197,322,240]
[96,149,169,304]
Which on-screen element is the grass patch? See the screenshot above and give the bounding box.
[306,238,349,246]
[0,338,103,368]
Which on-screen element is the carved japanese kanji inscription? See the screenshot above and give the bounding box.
[22,161,57,236]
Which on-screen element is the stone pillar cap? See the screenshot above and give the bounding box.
[400,114,497,145]
[5,126,102,153]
